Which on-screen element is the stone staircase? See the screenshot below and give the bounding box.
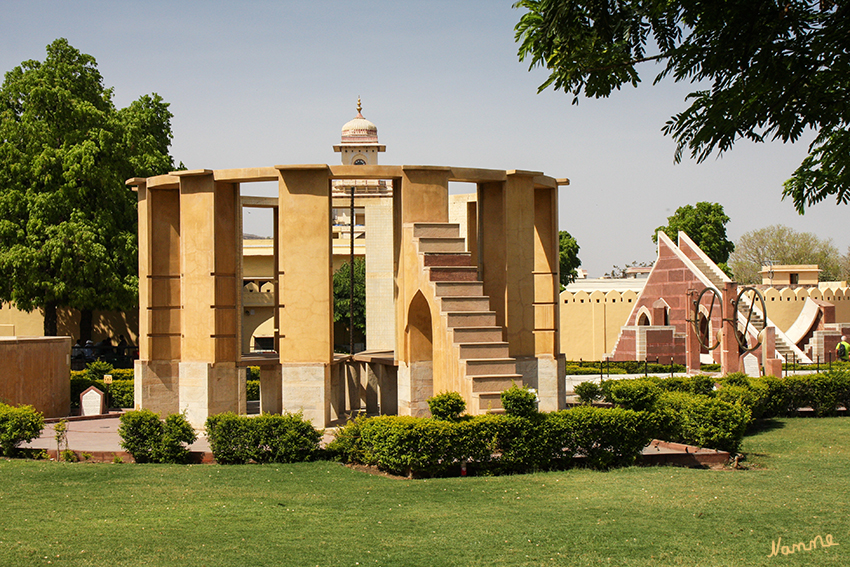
[688,257,811,364]
[413,222,522,412]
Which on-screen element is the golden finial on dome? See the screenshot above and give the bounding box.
[356,97,362,115]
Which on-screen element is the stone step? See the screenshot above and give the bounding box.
[446,311,497,328]
[474,392,505,411]
[451,326,503,343]
[416,237,466,253]
[440,296,491,312]
[464,358,517,376]
[471,374,523,393]
[423,253,474,267]
[458,342,510,359]
[428,266,479,282]
[434,281,483,297]
[412,223,460,239]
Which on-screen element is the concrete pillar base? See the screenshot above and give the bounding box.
[397,361,432,417]
[178,362,245,429]
[259,365,282,414]
[134,360,180,416]
[515,355,564,412]
[281,363,331,427]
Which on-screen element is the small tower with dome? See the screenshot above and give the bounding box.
[333,98,386,165]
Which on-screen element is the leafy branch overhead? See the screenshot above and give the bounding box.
[514,0,850,212]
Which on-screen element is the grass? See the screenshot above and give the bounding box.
[1,418,848,566]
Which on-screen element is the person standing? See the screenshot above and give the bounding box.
[836,336,850,362]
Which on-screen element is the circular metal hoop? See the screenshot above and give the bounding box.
[693,287,722,351]
[733,286,768,354]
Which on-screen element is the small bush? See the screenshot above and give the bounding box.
[118,409,196,464]
[501,384,538,418]
[107,380,134,408]
[85,360,114,381]
[205,413,254,465]
[603,378,661,412]
[205,412,321,465]
[251,413,322,463]
[428,392,466,421]
[0,403,44,457]
[655,391,750,452]
[326,416,365,463]
[549,406,654,469]
[573,381,602,404]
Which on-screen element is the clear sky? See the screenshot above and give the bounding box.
[2,1,846,276]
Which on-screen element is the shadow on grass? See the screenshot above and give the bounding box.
[745,418,786,437]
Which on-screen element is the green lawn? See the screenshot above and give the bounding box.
[1,418,847,566]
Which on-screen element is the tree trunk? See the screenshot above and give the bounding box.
[43,302,58,336]
[79,308,93,343]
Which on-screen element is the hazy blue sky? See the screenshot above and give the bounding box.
[2,1,845,276]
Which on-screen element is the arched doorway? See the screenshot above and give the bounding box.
[406,291,434,416]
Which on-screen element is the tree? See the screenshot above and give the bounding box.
[0,39,175,336]
[728,224,841,284]
[513,0,850,213]
[333,258,366,347]
[559,230,581,286]
[652,202,734,272]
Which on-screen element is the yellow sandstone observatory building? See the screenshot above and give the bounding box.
[126,102,568,427]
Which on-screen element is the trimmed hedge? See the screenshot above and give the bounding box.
[0,403,44,457]
[327,406,654,476]
[205,412,321,465]
[655,391,750,453]
[117,409,196,464]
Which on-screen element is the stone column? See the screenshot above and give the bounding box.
[277,165,333,426]
[365,198,394,351]
[130,175,181,416]
[173,170,244,428]
[721,282,739,375]
[685,289,701,374]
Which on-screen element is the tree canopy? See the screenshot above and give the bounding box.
[728,224,843,284]
[652,202,734,271]
[0,39,176,335]
[333,258,366,347]
[558,230,581,286]
[513,0,850,213]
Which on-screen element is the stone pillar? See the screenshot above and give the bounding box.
[277,165,333,426]
[365,198,395,351]
[131,176,181,416]
[761,326,783,378]
[174,170,243,427]
[721,282,739,375]
[685,290,701,374]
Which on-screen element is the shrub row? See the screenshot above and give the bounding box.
[205,412,322,464]
[600,371,850,419]
[566,360,686,374]
[118,410,197,463]
[327,406,654,476]
[0,403,44,457]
